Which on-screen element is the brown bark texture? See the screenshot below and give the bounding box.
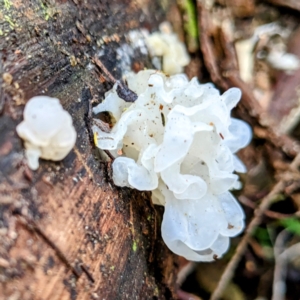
[0,0,178,299]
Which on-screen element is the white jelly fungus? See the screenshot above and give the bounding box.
[93,70,251,261]
[17,96,76,170]
[146,22,190,75]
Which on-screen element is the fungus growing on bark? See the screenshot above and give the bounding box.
[93,70,251,261]
[17,96,76,170]
[146,22,190,75]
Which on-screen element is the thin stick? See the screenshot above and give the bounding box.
[196,1,300,158]
[228,75,300,157]
[265,0,300,12]
[93,56,137,102]
[210,180,286,300]
[272,242,300,299]
[211,153,300,299]
[272,230,290,300]
[195,2,300,298]
[238,195,296,220]
[103,150,115,161]
[197,1,228,90]
[93,56,117,84]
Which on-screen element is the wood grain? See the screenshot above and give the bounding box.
[0,0,178,299]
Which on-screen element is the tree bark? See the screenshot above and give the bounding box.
[0,0,178,299]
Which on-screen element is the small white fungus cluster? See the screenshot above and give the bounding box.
[93,70,251,261]
[146,22,190,75]
[17,96,76,170]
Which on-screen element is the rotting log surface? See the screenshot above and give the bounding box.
[0,0,178,299]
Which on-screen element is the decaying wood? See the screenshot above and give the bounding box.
[264,0,300,12]
[267,26,300,133]
[194,2,300,299]
[93,56,138,102]
[0,0,178,299]
[197,1,300,158]
[211,153,300,300]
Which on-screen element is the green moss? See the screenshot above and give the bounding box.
[254,227,272,247]
[4,0,12,10]
[177,0,199,52]
[132,240,138,252]
[185,0,198,38]
[39,0,51,20]
[4,15,15,29]
[280,217,300,235]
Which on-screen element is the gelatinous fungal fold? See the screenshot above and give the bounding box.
[146,22,190,75]
[17,96,76,170]
[93,70,252,261]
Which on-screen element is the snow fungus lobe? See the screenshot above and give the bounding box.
[93,70,252,261]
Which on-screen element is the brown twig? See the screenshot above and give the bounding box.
[210,180,286,300]
[92,56,137,102]
[253,127,300,158]
[93,56,118,85]
[238,195,296,219]
[264,0,300,12]
[219,21,300,158]
[197,1,228,90]
[195,2,300,299]
[210,152,300,299]
[177,289,203,300]
[272,230,291,300]
[103,150,115,161]
[196,1,300,158]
